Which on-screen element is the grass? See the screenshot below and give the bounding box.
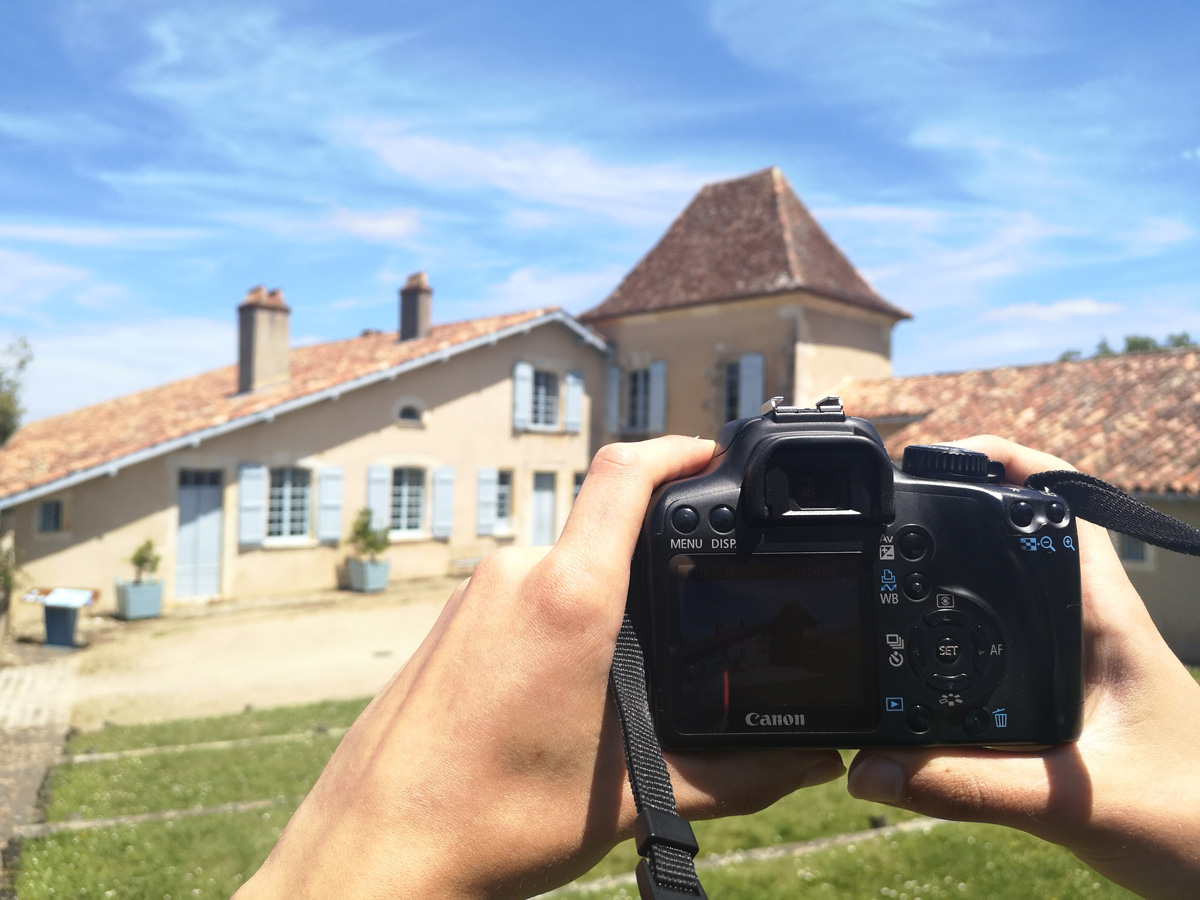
[64,697,370,754]
[11,700,1132,900]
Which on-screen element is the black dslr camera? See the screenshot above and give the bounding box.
[628,397,1083,748]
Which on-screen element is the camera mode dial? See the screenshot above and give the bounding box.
[902,445,990,483]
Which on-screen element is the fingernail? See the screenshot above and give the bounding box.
[800,757,847,788]
[847,758,904,804]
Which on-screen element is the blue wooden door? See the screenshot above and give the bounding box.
[177,470,223,598]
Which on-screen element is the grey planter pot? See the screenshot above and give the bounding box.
[115,579,163,620]
[346,558,390,593]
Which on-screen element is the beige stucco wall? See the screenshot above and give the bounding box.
[1121,498,1200,664]
[590,291,895,441]
[8,323,605,626]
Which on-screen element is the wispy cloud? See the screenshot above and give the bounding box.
[475,265,628,316]
[985,298,1122,323]
[20,317,236,423]
[0,248,127,319]
[0,223,207,247]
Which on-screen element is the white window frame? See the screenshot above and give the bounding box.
[37,499,64,534]
[531,370,560,429]
[266,466,312,543]
[390,467,426,536]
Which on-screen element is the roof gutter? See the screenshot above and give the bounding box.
[0,310,609,511]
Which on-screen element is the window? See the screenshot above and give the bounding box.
[391,468,425,533]
[268,467,311,537]
[573,472,586,504]
[38,500,63,533]
[1117,534,1147,563]
[626,368,650,431]
[723,361,740,424]
[398,405,421,423]
[496,471,513,532]
[532,371,559,427]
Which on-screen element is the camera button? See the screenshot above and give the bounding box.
[709,505,736,533]
[1010,501,1035,527]
[1046,501,1067,524]
[907,627,926,674]
[904,573,931,601]
[928,673,972,692]
[905,704,935,734]
[898,530,929,561]
[924,608,969,628]
[671,506,699,534]
[935,636,962,664]
[964,707,990,736]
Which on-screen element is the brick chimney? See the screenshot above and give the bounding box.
[238,286,291,393]
[399,271,432,341]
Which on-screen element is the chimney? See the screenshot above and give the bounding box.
[399,271,432,341]
[238,286,291,393]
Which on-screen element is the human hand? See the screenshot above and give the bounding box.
[237,436,844,900]
[848,435,1200,899]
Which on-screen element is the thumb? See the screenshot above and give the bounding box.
[847,746,1091,843]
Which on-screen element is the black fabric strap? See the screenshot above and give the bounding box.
[1025,471,1200,556]
[610,612,705,899]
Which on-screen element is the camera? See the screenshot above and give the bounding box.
[628,397,1083,748]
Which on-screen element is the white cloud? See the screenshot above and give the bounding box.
[340,119,720,227]
[19,317,237,423]
[475,265,627,317]
[326,208,421,243]
[0,223,207,247]
[985,298,1122,323]
[0,248,129,319]
[1118,217,1195,255]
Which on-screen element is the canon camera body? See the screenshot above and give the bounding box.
[628,398,1084,748]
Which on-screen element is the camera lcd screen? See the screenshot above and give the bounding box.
[667,553,876,735]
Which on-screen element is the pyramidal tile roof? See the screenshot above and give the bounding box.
[835,348,1200,495]
[0,307,597,505]
[581,166,910,322]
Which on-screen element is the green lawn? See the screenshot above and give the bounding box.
[9,699,1132,900]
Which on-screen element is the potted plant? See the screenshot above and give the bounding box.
[115,538,163,619]
[346,508,390,592]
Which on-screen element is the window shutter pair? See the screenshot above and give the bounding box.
[238,464,344,546]
[367,464,455,538]
[513,362,583,432]
[605,362,667,434]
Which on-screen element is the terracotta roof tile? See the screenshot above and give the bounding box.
[836,348,1200,495]
[581,167,910,322]
[0,307,557,501]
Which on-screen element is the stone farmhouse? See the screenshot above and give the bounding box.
[2,165,1197,662]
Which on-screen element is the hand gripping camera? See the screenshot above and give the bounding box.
[628,397,1083,748]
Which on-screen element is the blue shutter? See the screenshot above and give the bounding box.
[317,467,344,543]
[237,463,267,546]
[367,465,390,531]
[564,371,584,433]
[432,466,455,539]
[648,361,667,434]
[477,467,498,536]
[605,365,621,435]
[513,361,533,430]
[737,353,765,419]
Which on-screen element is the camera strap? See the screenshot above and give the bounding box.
[610,612,707,899]
[1025,471,1200,555]
[608,470,1200,900]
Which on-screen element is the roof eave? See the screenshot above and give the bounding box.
[0,310,609,510]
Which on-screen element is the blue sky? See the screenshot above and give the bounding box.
[2,0,1197,423]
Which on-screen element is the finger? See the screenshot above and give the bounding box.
[847,747,1083,843]
[947,435,1075,485]
[548,437,716,592]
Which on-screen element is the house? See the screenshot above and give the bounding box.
[0,274,608,627]
[835,349,1200,662]
[0,166,916,628]
[582,166,910,441]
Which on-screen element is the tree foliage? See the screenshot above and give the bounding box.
[1059,332,1196,362]
[0,336,31,446]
